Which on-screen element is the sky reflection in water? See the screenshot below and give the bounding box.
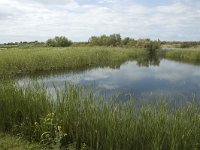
[18,59,200,104]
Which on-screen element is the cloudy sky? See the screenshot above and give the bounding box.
[0,0,200,43]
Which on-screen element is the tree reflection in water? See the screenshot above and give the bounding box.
[136,49,160,67]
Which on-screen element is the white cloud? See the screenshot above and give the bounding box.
[0,0,200,42]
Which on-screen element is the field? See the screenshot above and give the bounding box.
[0,47,144,75]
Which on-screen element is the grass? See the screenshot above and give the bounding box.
[0,46,144,75]
[0,133,41,150]
[1,82,200,150]
[164,49,200,64]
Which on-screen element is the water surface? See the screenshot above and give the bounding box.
[18,59,200,104]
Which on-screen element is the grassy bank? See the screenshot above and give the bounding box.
[0,133,41,150]
[1,82,200,150]
[164,49,200,64]
[0,47,144,75]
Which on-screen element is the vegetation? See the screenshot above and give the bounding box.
[0,47,144,75]
[89,34,122,46]
[179,42,198,48]
[1,34,199,50]
[1,34,200,149]
[0,41,45,49]
[164,50,200,64]
[1,83,200,149]
[0,133,41,150]
[88,34,161,50]
[46,36,72,47]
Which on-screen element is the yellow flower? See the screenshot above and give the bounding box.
[57,126,62,131]
[47,112,52,118]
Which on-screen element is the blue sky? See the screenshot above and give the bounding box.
[0,0,200,43]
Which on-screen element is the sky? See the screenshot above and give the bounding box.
[0,0,200,43]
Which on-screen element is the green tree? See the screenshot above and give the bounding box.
[46,36,72,47]
[89,34,122,46]
[46,39,56,47]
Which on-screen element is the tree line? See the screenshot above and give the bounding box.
[45,34,161,51]
[1,34,199,49]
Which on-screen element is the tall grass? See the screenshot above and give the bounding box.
[0,133,41,150]
[1,82,200,149]
[0,47,144,75]
[164,50,200,64]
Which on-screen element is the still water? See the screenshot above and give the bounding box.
[18,59,200,104]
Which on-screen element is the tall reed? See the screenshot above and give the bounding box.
[164,50,200,64]
[1,82,200,149]
[0,47,144,75]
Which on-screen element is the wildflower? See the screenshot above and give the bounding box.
[34,122,38,126]
[57,125,62,131]
[47,112,52,118]
[64,133,67,137]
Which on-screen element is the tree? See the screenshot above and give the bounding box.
[88,34,122,46]
[46,39,56,47]
[46,36,72,47]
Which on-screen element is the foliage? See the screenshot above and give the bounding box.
[88,34,161,50]
[0,133,41,150]
[136,39,161,50]
[0,47,144,75]
[71,42,89,47]
[46,36,72,47]
[179,42,199,48]
[161,41,200,49]
[89,34,122,46]
[0,41,45,48]
[122,37,136,47]
[164,50,200,64]
[1,83,200,149]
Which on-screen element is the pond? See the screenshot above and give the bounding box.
[18,58,200,105]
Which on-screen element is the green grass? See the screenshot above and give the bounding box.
[0,133,41,150]
[1,82,200,150]
[0,46,144,75]
[164,49,200,64]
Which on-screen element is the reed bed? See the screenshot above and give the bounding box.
[164,50,200,64]
[0,47,144,75]
[1,82,200,150]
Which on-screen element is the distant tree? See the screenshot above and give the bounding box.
[46,39,56,47]
[122,37,131,45]
[46,36,72,47]
[89,34,122,46]
[180,42,198,48]
[122,37,136,47]
[109,34,121,46]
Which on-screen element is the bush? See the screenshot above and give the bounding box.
[136,39,161,52]
[46,39,56,47]
[180,42,198,48]
[122,37,136,47]
[89,34,122,46]
[46,36,72,47]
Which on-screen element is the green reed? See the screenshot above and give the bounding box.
[1,82,200,150]
[0,47,144,75]
[164,50,200,65]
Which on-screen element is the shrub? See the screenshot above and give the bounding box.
[122,37,136,47]
[180,42,198,48]
[46,36,72,47]
[46,39,56,47]
[89,34,122,46]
